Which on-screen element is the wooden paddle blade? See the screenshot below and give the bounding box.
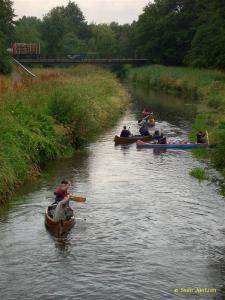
[70,196,86,203]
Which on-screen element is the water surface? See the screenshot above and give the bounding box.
[0,89,225,300]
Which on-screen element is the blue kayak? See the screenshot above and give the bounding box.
[136,140,208,149]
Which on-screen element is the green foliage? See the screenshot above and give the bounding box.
[110,22,135,58]
[0,0,14,74]
[0,0,15,43]
[189,167,208,181]
[133,0,198,65]
[0,66,128,202]
[212,122,225,168]
[61,32,87,55]
[129,0,225,69]
[192,148,209,159]
[187,20,225,69]
[14,17,43,44]
[48,88,79,124]
[88,24,118,58]
[40,1,89,56]
[185,0,225,69]
[0,43,11,73]
[208,97,221,109]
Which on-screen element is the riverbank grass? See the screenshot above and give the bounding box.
[0,65,128,204]
[189,168,209,181]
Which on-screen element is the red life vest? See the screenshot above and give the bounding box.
[54,187,68,202]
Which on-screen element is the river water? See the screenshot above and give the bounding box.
[0,88,225,300]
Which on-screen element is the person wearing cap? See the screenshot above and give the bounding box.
[120,126,131,137]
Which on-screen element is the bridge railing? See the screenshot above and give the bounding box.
[16,58,149,65]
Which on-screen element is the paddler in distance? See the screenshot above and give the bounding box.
[120,126,132,137]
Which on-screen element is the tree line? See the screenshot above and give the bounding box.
[0,0,225,73]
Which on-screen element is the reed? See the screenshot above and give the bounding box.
[189,168,208,181]
[0,65,128,204]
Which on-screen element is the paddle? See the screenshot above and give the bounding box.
[69,196,86,203]
[206,130,210,146]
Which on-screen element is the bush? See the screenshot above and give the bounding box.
[48,88,77,124]
[0,47,11,74]
[212,122,225,168]
[208,97,221,109]
[189,168,208,181]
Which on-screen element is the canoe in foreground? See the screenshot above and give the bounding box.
[136,140,208,149]
[114,135,151,144]
[45,205,75,236]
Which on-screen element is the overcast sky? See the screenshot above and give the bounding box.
[13,0,150,24]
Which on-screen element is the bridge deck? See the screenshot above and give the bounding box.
[16,58,148,65]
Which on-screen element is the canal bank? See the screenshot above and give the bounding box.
[127,65,225,188]
[0,93,225,299]
[0,65,128,205]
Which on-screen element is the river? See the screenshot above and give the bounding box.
[0,87,225,300]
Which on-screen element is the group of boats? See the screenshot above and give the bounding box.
[114,135,207,149]
[114,110,208,149]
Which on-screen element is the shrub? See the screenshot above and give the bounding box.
[0,47,11,74]
[189,168,208,181]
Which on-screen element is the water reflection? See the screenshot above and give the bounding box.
[153,148,167,155]
[54,235,72,256]
[131,85,196,129]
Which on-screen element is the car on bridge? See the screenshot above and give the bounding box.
[67,54,84,60]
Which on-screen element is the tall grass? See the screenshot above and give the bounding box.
[127,65,225,174]
[0,65,128,203]
[189,168,208,181]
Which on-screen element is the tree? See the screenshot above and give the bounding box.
[14,17,43,44]
[88,24,118,58]
[41,7,68,56]
[0,0,14,73]
[133,0,198,65]
[63,1,90,39]
[41,1,89,57]
[0,0,15,42]
[61,32,87,55]
[110,22,134,58]
[186,0,225,69]
[0,33,11,73]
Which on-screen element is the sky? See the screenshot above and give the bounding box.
[13,0,150,24]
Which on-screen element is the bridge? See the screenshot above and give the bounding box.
[16,58,148,65]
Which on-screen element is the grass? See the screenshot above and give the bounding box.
[189,168,209,181]
[127,65,225,103]
[127,65,225,172]
[0,65,129,204]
